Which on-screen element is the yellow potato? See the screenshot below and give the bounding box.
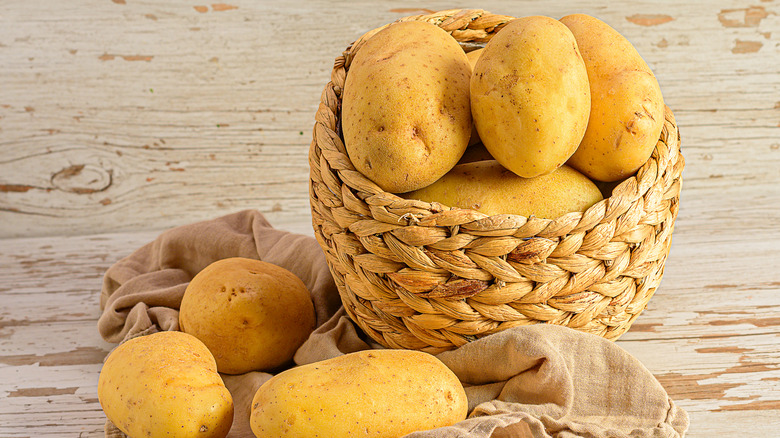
[561,14,665,182]
[471,16,590,178]
[98,331,233,438]
[250,349,468,437]
[342,21,472,193]
[179,257,315,374]
[465,47,483,70]
[405,160,603,219]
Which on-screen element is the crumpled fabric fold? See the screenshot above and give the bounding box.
[98,210,688,438]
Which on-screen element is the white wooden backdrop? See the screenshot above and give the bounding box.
[1,1,779,437]
[2,1,777,238]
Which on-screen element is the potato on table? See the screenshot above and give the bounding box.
[250,349,468,437]
[179,257,316,374]
[97,331,234,438]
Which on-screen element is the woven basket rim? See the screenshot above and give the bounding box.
[309,8,685,353]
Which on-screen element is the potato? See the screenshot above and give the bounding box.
[405,160,603,219]
[179,257,315,374]
[471,16,590,178]
[561,14,665,182]
[342,21,472,193]
[465,48,483,70]
[98,331,233,438]
[250,349,468,437]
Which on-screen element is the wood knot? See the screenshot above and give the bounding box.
[51,164,112,194]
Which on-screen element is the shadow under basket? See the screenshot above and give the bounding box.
[309,9,685,354]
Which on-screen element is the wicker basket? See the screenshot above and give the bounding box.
[309,9,684,354]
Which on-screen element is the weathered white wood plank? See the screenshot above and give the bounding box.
[0,224,778,436]
[1,0,778,238]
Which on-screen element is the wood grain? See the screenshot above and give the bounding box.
[1,0,779,436]
[1,0,778,238]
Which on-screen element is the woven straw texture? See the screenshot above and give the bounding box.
[309,9,685,354]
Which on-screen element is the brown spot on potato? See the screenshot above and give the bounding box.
[498,73,519,90]
[375,49,401,63]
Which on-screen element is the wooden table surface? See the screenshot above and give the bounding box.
[1,1,779,436]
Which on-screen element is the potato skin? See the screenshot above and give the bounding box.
[249,349,468,437]
[179,257,315,374]
[405,160,603,219]
[342,21,472,193]
[561,14,665,182]
[471,16,590,178]
[465,48,483,71]
[97,331,233,438]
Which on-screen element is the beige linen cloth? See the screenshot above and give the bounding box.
[98,210,688,438]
